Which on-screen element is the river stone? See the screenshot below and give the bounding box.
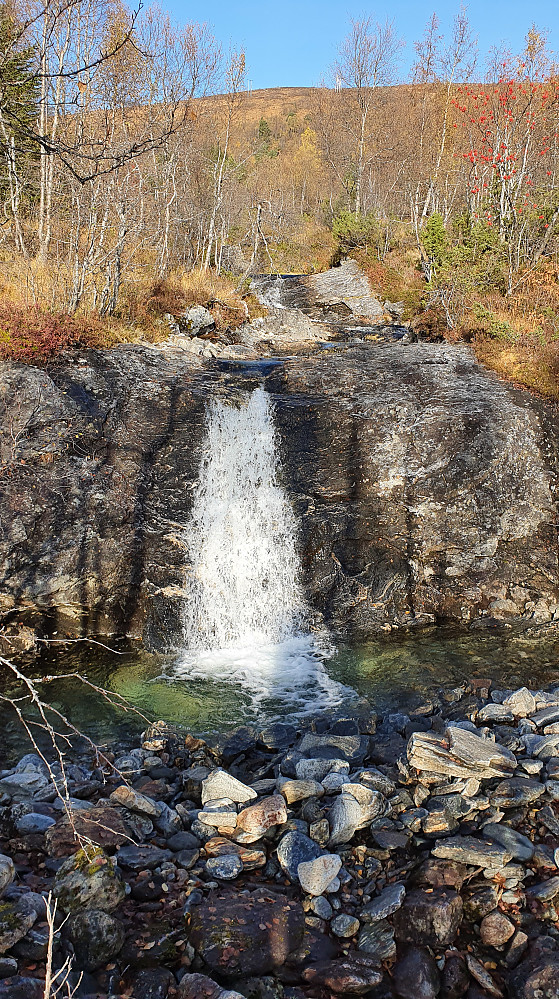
[297,854,342,895]
[509,953,559,998]
[359,768,396,796]
[480,910,515,947]
[187,889,304,976]
[65,908,125,971]
[15,812,56,835]
[331,913,360,937]
[0,857,14,899]
[328,785,383,846]
[393,946,440,999]
[533,735,559,760]
[478,704,515,723]
[177,972,245,998]
[54,847,125,913]
[45,805,133,856]
[311,895,333,919]
[532,706,559,727]
[0,957,17,977]
[109,785,161,817]
[417,858,469,890]
[361,882,406,922]
[407,727,516,779]
[295,758,347,782]
[432,835,512,867]
[393,888,463,946]
[302,959,382,993]
[503,688,537,717]
[526,876,559,901]
[0,772,48,800]
[276,831,324,881]
[357,919,396,961]
[116,844,173,870]
[201,770,257,806]
[297,732,368,763]
[483,823,534,860]
[0,977,44,998]
[278,778,324,804]
[235,795,287,843]
[206,854,243,880]
[0,901,36,954]
[492,778,544,808]
[204,837,265,870]
[465,954,503,997]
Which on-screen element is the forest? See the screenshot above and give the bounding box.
[0,2,558,396]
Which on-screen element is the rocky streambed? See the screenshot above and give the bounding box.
[1,682,559,997]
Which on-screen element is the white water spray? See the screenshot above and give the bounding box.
[173,386,350,717]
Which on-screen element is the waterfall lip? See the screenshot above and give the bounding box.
[212,358,285,374]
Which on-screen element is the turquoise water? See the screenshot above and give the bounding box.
[1,626,558,763]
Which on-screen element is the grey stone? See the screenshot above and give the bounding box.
[129,967,176,999]
[54,848,125,913]
[109,785,161,816]
[328,784,384,846]
[357,919,396,962]
[205,854,243,880]
[526,876,559,901]
[393,946,440,999]
[116,844,173,870]
[65,908,125,971]
[361,882,406,922]
[14,812,55,835]
[310,895,333,919]
[0,957,17,978]
[297,732,367,762]
[276,831,324,882]
[201,770,256,805]
[295,758,347,782]
[297,854,341,895]
[0,902,36,954]
[0,857,14,899]
[330,913,360,937]
[278,778,324,804]
[432,835,512,867]
[503,688,537,717]
[483,823,534,860]
[493,777,544,807]
[408,726,516,779]
[0,976,44,998]
[0,773,48,800]
[465,954,503,997]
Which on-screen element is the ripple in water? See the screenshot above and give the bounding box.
[172,386,351,718]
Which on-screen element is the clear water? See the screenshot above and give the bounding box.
[2,626,559,763]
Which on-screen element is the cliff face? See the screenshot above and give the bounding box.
[1,318,558,647]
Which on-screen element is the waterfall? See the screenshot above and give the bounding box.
[181,386,306,648]
[174,385,350,718]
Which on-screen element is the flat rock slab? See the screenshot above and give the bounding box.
[362,883,406,923]
[187,889,304,977]
[432,836,512,868]
[408,727,517,779]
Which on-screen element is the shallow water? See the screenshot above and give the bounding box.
[2,626,559,763]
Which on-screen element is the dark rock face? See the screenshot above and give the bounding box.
[1,335,558,643]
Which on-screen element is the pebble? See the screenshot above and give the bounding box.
[480,910,516,947]
[330,913,360,937]
[205,854,243,879]
[277,831,324,881]
[361,882,406,922]
[297,854,342,895]
[201,769,257,805]
[278,778,324,804]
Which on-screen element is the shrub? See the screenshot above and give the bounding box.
[0,305,112,361]
[332,211,380,250]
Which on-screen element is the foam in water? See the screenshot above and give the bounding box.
[173,386,350,717]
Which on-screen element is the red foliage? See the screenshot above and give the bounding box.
[0,304,108,361]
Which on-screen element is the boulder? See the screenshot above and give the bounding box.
[0,902,36,954]
[53,847,126,913]
[235,795,287,843]
[328,785,384,846]
[65,909,125,971]
[187,889,304,977]
[393,946,440,999]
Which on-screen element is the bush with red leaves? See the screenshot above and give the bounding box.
[0,305,110,361]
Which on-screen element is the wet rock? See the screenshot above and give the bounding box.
[328,784,383,845]
[130,967,176,999]
[408,727,516,779]
[302,959,382,993]
[187,889,304,977]
[65,908,125,971]
[54,847,125,913]
[393,946,440,999]
[361,882,406,922]
[480,910,515,947]
[393,888,463,946]
[297,732,368,763]
[45,805,134,856]
[0,901,36,954]
[492,778,544,808]
[0,857,14,899]
[116,844,173,870]
[258,723,298,750]
[482,822,534,860]
[331,913,360,937]
[432,835,512,867]
[206,854,243,879]
[276,831,324,881]
[297,854,341,895]
[110,784,161,816]
[201,770,257,805]
[357,920,396,962]
[236,795,287,842]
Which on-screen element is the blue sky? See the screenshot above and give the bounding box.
[163,0,559,90]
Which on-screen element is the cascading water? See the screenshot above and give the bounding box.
[173,385,350,718]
